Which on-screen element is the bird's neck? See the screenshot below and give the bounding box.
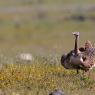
[74,36,79,56]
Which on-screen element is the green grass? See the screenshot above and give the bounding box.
[0,0,95,6]
[0,18,95,53]
[0,57,95,95]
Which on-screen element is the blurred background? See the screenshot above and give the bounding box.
[0,0,95,55]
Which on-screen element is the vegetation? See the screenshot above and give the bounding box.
[0,55,95,95]
[0,0,95,6]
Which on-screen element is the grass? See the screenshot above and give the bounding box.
[0,19,95,53]
[0,0,95,6]
[0,55,95,95]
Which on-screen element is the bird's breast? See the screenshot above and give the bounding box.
[70,56,83,65]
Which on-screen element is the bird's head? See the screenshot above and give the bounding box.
[72,32,79,37]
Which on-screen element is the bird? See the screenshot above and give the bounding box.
[79,40,95,71]
[60,32,94,73]
[49,89,64,95]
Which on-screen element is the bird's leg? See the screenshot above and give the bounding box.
[77,69,79,74]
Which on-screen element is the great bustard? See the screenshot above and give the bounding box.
[60,32,95,73]
[79,40,95,71]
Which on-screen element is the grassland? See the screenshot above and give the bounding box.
[0,0,95,6]
[0,0,95,95]
[0,56,95,95]
[0,14,95,53]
